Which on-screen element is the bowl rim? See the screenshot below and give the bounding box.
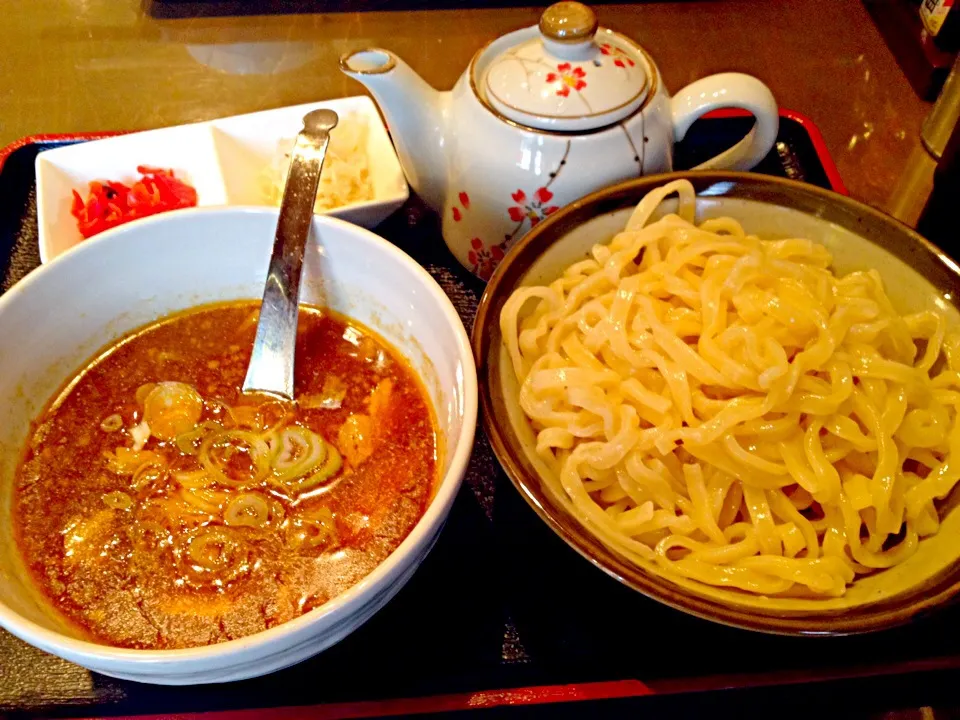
[473,170,960,636]
[0,205,478,665]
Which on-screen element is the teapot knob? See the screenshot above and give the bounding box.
[539,2,598,43]
[539,2,598,60]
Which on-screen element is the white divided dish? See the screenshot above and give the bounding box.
[36,96,409,264]
[0,208,475,683]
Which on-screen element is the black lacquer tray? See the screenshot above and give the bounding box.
[7,112,952,720]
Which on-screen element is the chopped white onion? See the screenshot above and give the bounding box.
[130,420,151,452]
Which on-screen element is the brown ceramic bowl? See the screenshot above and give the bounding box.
[473,171,960,635]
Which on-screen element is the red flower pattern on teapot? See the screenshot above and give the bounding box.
[545,63,587,97]
[599,43,636,69]
[467,237,504,281]
[508,187,560,227]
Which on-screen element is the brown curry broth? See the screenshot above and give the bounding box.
[13,301,437,649]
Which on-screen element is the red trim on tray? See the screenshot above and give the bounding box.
[0,132,125,176]
[779,108,848,196]
[76,680,654,720]
[701,107,848,195]
[69,653,960,720]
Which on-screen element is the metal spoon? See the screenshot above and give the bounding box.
[242,108,339,400]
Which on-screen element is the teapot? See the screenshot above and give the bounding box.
[341,2,778,280]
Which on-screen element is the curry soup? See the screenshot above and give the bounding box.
[13,301,437,649]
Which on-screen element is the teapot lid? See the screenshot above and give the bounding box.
[482,2,649,132]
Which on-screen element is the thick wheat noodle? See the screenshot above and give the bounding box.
[500,179,960,597]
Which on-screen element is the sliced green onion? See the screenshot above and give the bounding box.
[270,426,327,483]
[181,526,250,584]
[107,448,165,475]
[100,414,123,432]
[179,486,226,514]
[285,506,337,550]
[131,461,167,491]
[226,404,262,431]
[199,429,270,488]
[173,469,213,489]
[263,426,343,495]
[175,421,222,456]
[224,493,270,528]
[259,400,292,433]
[297,444,343,492]
[102,490,133,510]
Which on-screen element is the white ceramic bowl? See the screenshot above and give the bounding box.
[0,208,476,684]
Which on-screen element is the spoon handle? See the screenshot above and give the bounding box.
[242,109,339,400]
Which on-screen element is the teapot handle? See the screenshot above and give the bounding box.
[671,73,779,171]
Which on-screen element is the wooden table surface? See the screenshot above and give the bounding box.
[0,0,938,222]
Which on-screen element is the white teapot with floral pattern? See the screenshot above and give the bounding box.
[341,1,778,280]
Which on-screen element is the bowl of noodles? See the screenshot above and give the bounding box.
[474,172,960,634]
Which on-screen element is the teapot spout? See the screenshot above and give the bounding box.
[340,49,448,211]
